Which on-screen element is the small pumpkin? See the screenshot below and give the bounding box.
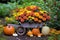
[3,25,15,35]
[27,30,33,37]
[32,28,40,36]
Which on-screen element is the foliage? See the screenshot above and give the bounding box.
[0,2,17,17]
[48,34,60,40]
[0,36,7,40]
[45,0,60,29]
[0,25,4,34]
[0,37,6,40]
[48,36,55,40]
[57,35,60,40]
[5,16,18,24]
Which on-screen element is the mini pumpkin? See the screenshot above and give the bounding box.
[3,25,15,35]
[27,30,33,37]
[32,28,40,36]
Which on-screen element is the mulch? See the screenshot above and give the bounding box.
[0,33,48,40]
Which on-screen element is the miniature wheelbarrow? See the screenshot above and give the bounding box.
[7,21,49,36]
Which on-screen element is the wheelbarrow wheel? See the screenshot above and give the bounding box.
[16,27,26,36]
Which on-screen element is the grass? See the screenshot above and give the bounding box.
[0,37,6,40]
[48,34,60,40]
[57,34,60,40]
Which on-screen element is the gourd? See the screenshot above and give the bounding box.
[42,25,50,35]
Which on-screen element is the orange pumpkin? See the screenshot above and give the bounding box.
[27,30,33,37]
[3,26,15,35]
[32,28,40,36]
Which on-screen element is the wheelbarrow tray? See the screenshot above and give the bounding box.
[7,22,45,28]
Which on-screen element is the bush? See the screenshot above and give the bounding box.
[0,2,17,17]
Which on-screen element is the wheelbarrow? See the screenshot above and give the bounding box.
[7,21,49,36]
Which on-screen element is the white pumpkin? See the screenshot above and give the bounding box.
[42,26,50,35]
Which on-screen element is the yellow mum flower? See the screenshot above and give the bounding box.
[31,17,34,19]
[10,18,13,21]
[24,8,28,11]
[13,13,16,15]
[14,15,17,17]
[38,7,41,9]
[17,12,24,16]
[26,11,31,14]
[28,16,31,18]
[30,5,36,9]
[16,13,20,16]
[34,12,40,17]
[19,8,24,12]
[40,10,47,13]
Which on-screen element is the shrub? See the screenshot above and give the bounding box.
[0,2,17,17]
